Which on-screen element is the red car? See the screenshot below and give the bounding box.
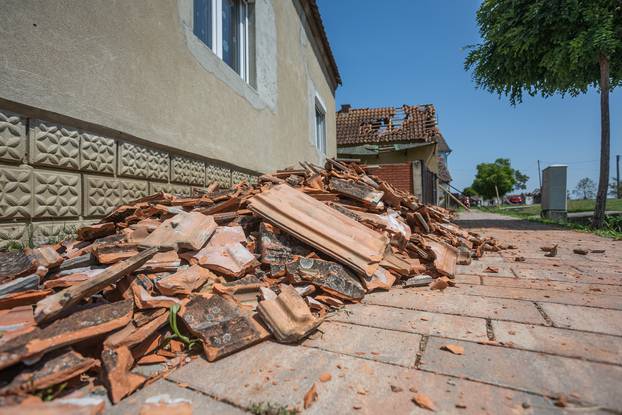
[506,195,524,205]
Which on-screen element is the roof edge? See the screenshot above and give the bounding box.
[295,0,342,91]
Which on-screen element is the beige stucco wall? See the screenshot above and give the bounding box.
[0,0,336,174]
[0,0,337,247]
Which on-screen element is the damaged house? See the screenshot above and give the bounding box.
[336,104,452,205]
[0,0,340,246]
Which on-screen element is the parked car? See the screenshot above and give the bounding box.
[506,194,524,205]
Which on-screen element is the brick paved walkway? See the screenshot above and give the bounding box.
[108,211,622,414]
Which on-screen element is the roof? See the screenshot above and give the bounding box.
[336,104,442,146]
[437,155,452,183]
[298,0,342,90]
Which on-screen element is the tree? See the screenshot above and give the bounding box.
[465,0,622,227]
[463,186,477,197]
[573,177,597,199]
[471,158,517,200]
[609,179,622,198]
[513,169,529,191]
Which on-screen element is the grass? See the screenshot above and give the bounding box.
[249,402,299,415]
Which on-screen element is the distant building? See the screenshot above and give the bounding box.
[336,104,451,205]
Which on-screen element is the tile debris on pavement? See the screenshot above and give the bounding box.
[0,159,507,413]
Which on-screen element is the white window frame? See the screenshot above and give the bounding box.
[195,0,250,82]
[314,95,327,154]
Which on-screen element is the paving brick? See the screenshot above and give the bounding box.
[169,341,560,414]
[330,303,488,342]
[363,290,546,325]
[513,266,622,285]
[452,274,482,285]
[456,284,622,310]
[492,320,622,365]
[420,337,622,410]
[303,321,421,367]
[481,276,622,296]
[106,378,246,415]
[540,302,622,336]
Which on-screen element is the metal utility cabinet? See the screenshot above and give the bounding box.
[541,165,568,221]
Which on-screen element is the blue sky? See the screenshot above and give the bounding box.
[317,0,621,194]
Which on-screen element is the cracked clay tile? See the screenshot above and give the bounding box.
[257,284,322,343]
[140,212,217,251]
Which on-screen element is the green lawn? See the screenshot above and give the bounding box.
[494,198,622,218]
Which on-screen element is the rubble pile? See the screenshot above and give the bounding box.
[0,159,502,411]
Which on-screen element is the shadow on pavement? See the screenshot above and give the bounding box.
[454,218,560,231]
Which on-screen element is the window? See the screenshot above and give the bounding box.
[315,101,326,154]
[193,0,253,83]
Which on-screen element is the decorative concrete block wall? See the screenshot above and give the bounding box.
[0,106,258,247]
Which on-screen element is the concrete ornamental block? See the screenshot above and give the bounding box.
[29,119,80,169]
[31,221,81,246]
[0,165,33,219]
[148,148,170,181]
[149,182,192,197]
[121,179,149,204]
[232,170,256,186]
[118,142,169,180]
[206,164,232,188]
[171,155,205,185]
[0,109,27,162]
[33,170,81,218]
[0,223,29,250]
[80,132,116,174]
[118,141,149,178]
[84,175,122,217]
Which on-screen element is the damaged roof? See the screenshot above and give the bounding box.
[437,155,452,183]
[336,104,444,146]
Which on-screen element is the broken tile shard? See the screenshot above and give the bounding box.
[257,284,321,343]
[140,212,217,251]
[180,294,269,361]
[156,265,215,296]
[286,257,365,301]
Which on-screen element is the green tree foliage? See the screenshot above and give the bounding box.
[573,177,597,199]
[463,186,477,197]
[513,170,529,191]
[471,158,522,199]
[465,0,622,227]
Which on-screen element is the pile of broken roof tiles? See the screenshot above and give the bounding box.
[0,159,502,413]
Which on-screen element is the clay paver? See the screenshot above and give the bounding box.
[456,283,622,310]
[539,302,622,336]
[330,303,488,342]
[478,275,622,296]
[493,320,622,365]
[363,290,547,324]
[303,321,421,367]
[168,341,561,414]
[420,336,622,410]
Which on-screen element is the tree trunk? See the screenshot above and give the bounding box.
[592,55,610,228]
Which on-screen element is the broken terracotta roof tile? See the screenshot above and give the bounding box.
[427,240,458,277]
[286,257,365,301]
[0,305,36,345]
[136,250,181,273]
[0,396,106,415]
[258,284,321,343]
[34,248,157,323]
[180,294,269,361]
[0,250,37,285]
[139,394,193,415]
[195,242,259,277]
[212,274,265,296]
[0,274,39,297]
[155,265,215,296]
[131,282,180,310]
[0,348,98,395]
[0,289,53,310]
[92,243,140,265]
[102,345,146,403]
[249,184,388,276]
[0,300,133,371]
[140,212,217,251]
[359,266,396,292]
[77,222,116,241]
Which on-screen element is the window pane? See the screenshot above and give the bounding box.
[222,0,240,73]
[316,106,326,153]
[193,0,212,48]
